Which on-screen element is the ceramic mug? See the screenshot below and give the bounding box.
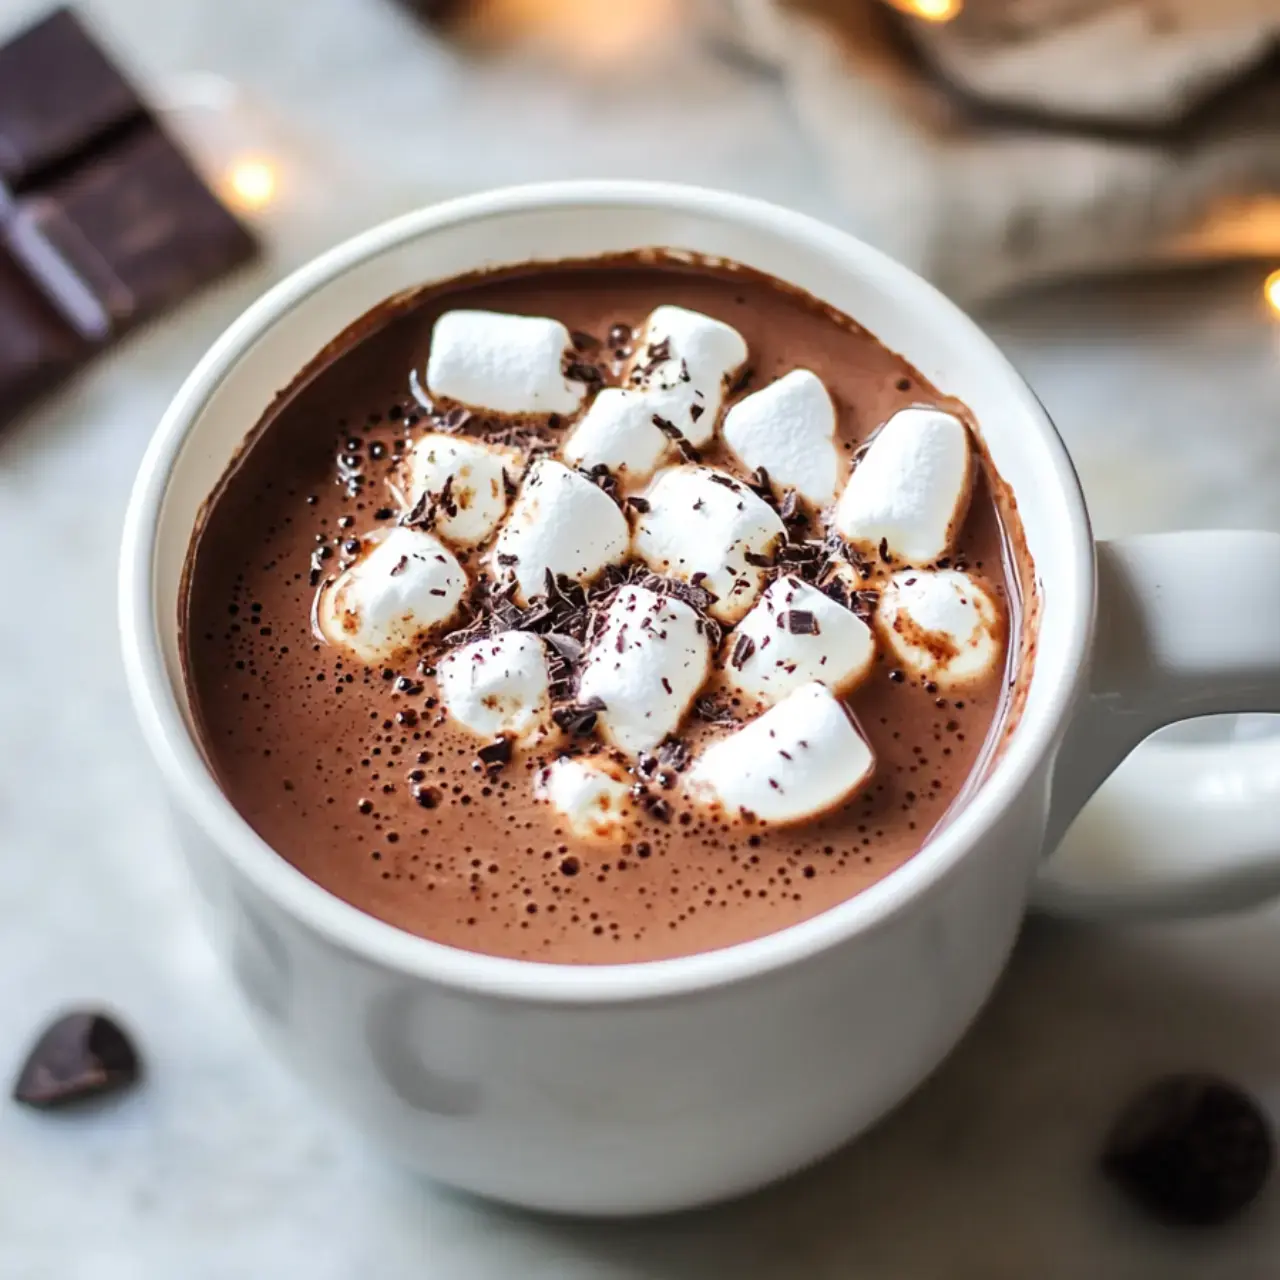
[119,182,1280,1216]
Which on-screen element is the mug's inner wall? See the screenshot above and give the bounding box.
[151,196,1073,914]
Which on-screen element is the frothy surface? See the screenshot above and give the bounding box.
[183,258,1022,964]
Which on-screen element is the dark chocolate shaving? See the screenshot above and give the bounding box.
[785,610,819,635]
[563,360,604,387]
[476,738,513,770]
[730,632,756,670]
[552,698,605,737]
[625,495,650,514]
[389,555,409,577]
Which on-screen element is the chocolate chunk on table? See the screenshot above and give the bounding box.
[12,1010,142,1109]
[0,7,259,426]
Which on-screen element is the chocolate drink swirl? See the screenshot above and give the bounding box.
[182,256,1030,964]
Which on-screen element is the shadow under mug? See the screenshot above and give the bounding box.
[119,182,1280,1215]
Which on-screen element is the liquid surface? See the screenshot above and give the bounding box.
[183,259,1021,964]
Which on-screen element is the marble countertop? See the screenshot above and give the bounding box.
[2,0,1279,1274]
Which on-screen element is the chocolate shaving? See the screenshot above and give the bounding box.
[440,405,472,433]
[625,495,650,514]
[730,633,756,669]
[477,738,513,770]
[708,473,738,489]
[689,403,704,422]
[585,463,619,499]
[651,413,701,462]
[543,632,584,664]
[634,336,671,378]
[743,550,774,568]
[389,555,409,577]
[497,552,519,567]
[785,609,819,635]
[564,360,604,387]
[552,697,605,736]
[693,694,738,727]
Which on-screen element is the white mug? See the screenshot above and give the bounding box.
[119,182,1280,1216]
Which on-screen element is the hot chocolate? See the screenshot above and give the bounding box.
[182,255,1027,964]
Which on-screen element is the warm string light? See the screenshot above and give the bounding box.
[224,158,278,212]
[881,0,963,21]
[1265,268,1280,318]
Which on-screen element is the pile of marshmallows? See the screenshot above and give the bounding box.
[317,305,1004,841]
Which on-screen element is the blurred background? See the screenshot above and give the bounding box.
[1,0,1278,1275]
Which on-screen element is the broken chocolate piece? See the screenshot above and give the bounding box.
[0,10,144,188]
[0,9,258,426]
[1103,1074,1274,1227]
[13,1010,141,1109]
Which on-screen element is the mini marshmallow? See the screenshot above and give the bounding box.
[876,569,1004,687]
[317,526,465,663]
[403,434,516,547]
[536,756,634,841]
[490,459,630,603]
[721,369,840,506]
[687,682,874,825]
[426,310,586,416]
[834,408,972,564]
[561,387,674,480]
[577,585,711,755]
[627,305,748,442]
[437,630,551,743]
[631,466,786,623]
[724,576,876,708]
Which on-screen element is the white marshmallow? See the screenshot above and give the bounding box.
[536,756,634,841]
[627,305,748,441]
[687,682,874,825]
[437,630,551,743]
[560,387,673,480]
[724,576,876,708]
[426,310,586,416]
[577,585,711,755]
[403,434,516,547]
[631,466,786,623]
[834,408,972,564]
[876,569,1004,687]
[721,370,840,506]
[490,459,630,603]
[316,527,465,663]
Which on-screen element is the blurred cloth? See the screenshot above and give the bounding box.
[713,0,1280,299]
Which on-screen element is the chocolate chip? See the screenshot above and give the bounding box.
[1103,1075,1273,1227]
[13,1012,141,1109]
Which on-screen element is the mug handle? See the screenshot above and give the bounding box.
[1033,531,1280,920]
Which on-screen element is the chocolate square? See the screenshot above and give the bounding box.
[0,9,145,189]
[0,8,259,426]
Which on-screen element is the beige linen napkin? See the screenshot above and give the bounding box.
[714,0,1280,299]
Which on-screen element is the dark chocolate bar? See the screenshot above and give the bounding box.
[0,7,258,425]
[0,8,145,190]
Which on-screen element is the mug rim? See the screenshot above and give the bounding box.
[119,180,1093,1005]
